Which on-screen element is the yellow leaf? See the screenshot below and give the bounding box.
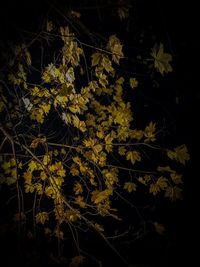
[75,196,86,208]
[118,146,126,155]
[124,182,137,193]
[107,35,124,64]
[47,20,53,32]
[167,144,190,165]
[74,182,83,195]
[126,151,141,165]
[144,121,156,142]
[129,77,138,89]
[70,255,85,267]
[156,176,168,190]
[154,222,165,235]
[149,183,160,195]
[157,166,175,173]
[91,189,113,204]
[91,52,102,67]
[164,186,182,201]
[151,43,173,75]
[36,212,49,224]
[170,173,183,184]
[94,223,104,232]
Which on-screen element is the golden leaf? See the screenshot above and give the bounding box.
[124,182,137,193]
[35,212,49,224]
[126,150,141,165]
[129,77,138,89]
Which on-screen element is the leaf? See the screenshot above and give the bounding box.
[157,166,175,173]
[117,6,129,20]
[126,151,141,165]
[91,52,102,67]
[149,183,160,195]
[107,35,124,64]
[118,146,126,155]
[91,189,113,204]
[47,20,53,32]
[164,186,182,201]
[167,144,190,165]
[156,176,168,190]
[154,222,165,235]
[70,255,85,267]
[94,223,104,232]
[124,182,137,193]
[129,77,138,89]
[151,43,173,75]
[74,182,83,195]
[75,196,86,208]
[35,212,49,224]
[144,121,156,142]
[170,173,183,185]
[30,137,46,149]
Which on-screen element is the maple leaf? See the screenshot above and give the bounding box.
[156,176,168,190]
[124,182,137,193]
[129,77,138,89]
[126,150,141,165]
[107,35,124,64]
[167,144,190,165]
[35,212,49,224]
[165,186,182,201]
[151,43,173,75]
[144,121,156,142]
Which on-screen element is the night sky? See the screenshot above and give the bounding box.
[0,1,198,266]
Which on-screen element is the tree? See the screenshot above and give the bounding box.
[0,1,189,266]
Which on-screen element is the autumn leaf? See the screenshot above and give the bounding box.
[149,183,160,195]
[107,35,124,64]
[126,150,141,165]
[164,186,182,201]
[167,144,190,165]
[124,182,137,193]
[91,189,113,204]
[35,212,49,224]
[156,176,168,190]
[153,222,165,235]
[70,255,85,267]
[170,173,183,184]
[129,77,138,89]
[151,43,173,75]
[144,121,156,142]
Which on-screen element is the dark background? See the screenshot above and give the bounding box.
[0,1,198,266]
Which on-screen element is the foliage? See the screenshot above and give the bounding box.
[0,9,189,265]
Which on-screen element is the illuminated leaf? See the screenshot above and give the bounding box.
[91,189,113,204]
[126,151,141,165]
[107,35,124,64]
[35,212,49,224]
[144,121,156,142]
[129,77,138,89]
[70,255,85,267]
[124,182,137,193]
